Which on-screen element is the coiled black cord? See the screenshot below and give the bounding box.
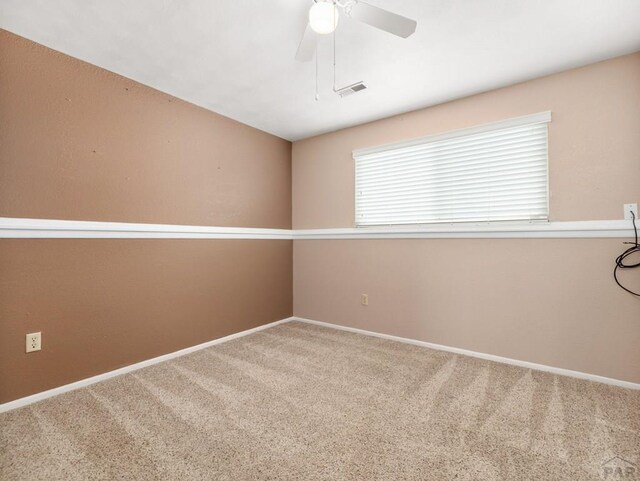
[614,211,640,296]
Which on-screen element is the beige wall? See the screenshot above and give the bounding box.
[1,239,292,402]
[292,53,640,383]
[0,30,292,403]
[293,53,640,228]
[0,30,291,228]
[294,239,640,383]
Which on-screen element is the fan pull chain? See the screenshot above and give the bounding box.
[315,41,319,101]
[333,4,337,92]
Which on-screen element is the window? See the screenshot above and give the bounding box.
[354,112,550,226]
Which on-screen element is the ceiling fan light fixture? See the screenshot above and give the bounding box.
[309,1,339,35]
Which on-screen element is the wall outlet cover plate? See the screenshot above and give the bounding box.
[26,332,41,353]
[624,203,638,220]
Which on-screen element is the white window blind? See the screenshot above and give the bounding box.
[354,112,550,226]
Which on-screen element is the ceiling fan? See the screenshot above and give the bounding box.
[295,0,418,62]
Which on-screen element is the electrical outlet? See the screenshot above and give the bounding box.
[26,332,41,353]
[361,294,369,306]
[624,203,638,220]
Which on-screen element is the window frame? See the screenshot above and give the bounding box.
[352,111,551,228]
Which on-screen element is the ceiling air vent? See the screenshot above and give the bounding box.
[336,81,367,98]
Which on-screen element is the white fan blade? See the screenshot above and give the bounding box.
[345,1,417,38]
[295,24,318,62]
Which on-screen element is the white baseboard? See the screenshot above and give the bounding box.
[293,317,640,391]
[0,317,295,414]
[3,314,637,414]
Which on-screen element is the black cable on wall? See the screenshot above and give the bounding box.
[614,211,640,296]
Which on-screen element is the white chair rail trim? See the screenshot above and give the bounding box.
[0,217,293,239]
[0,217,634,239]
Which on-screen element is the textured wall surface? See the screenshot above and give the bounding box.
[292,53,640,383]
[0,240,292,402]
[293,53,640,228]
[0,30,293,403]
[0,29,291,228]
[294,239,640,383]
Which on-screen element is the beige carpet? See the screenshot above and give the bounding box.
[1,321,639,480]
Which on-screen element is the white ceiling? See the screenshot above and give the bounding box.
[1,0,639,141]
